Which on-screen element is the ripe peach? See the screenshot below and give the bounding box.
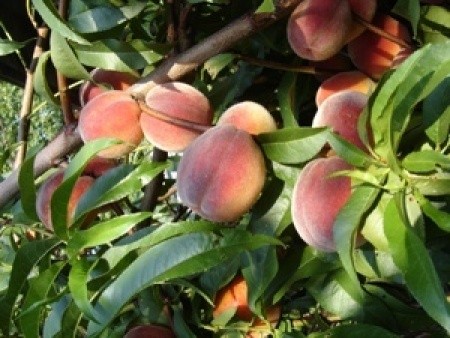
[217,101,277,135]
[78,90,144,159]
[247,305,281,338]
[315,71,375,107]
[177,125,266,223]
[140,81,213,152]
[346,0,377,42]
[312,90,369,151]
[82,156,119,178]
[347,14,412,79]
[291,156,352,252]
[79,68,138,106]
[124,325,175,338]
[36,170,95,231]
[213,275,253,321]
[287,0,352,61]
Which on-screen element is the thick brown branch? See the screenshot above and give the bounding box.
[0,0,302,210]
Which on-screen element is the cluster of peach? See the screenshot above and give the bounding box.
[286,0,417,252]
[36,68,278,229]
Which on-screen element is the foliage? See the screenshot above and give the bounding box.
[0,0,449,337]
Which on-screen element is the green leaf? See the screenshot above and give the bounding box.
[326,132,376,168]
[19,262,66,338]
[87,230,279,336]
[255,0,275,14]
[0,38,34,56]
[369,41,450,170]
[423,76,450,146]
[392,0,421,37]
[73,39,168,72]
[277,73,301,128]
[50,32,91,80]
[410,171,450,196]
[403,150,450,173]
[334,185,380,288]
[66,213,152,258]
[419,5,450,44]
[50,139,120,239]
[258,127,328,164]
[18,153,39,221]
[67,5,126,34]
[68,258,99,322]
[414,190,450,232]
[34,51,59,106]
[32,0,90,44]
[42,295,71,338]
[0,238,61,336]
[203,54,235,80]
[73,161,168,222]
[384,195,450,332]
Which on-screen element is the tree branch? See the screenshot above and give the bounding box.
[0,0,302,210]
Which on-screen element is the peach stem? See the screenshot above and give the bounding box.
[237,54,336,75]
[353,14,412,49]
[137,99,211,133]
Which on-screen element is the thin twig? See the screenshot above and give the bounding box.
[353,14,413,49]
[13,26,49,169]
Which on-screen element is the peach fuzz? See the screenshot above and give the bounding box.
[217,101,277,135]
[347,14,412,79]
[291,156,352,252]
[79,68,138,106]
[124,325,175,338]
[140,81,213,152]
[287,0,352,61]
[36,170,95,231]
[312,90,369,151]
[213,275,253,321]
[315,71,375,107]
[177,125,266,223]
[78,90,144,159]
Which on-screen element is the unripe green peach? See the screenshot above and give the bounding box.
[312,90,369,151]
[36,170,95,231]
[78,90,144,159]
[79,68,137,106]
[291,156,352,252]
[177,125,266,223]
[124,325,175,338]
[217,101,277,135]
[315,71,375,107]
[140,81,213,152]
[287,0,352,61]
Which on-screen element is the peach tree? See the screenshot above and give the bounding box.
[0,0,449,337]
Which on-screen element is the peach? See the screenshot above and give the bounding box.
[213,275,253,321]
[315,71,375,107]
[177,125,266,223]
[346,0,377,42]
[36,170,95,231]
[247,305,281,338]
[124,325,175,338]
[287,0,352,61]
[78,90,144,159]
[347,14,412,79]
[312,90,369,151]
[291,156,352,252]
[140,81,213,152]
[217,101,277,135]
[79,68,138,106]
[82,156,119,178]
